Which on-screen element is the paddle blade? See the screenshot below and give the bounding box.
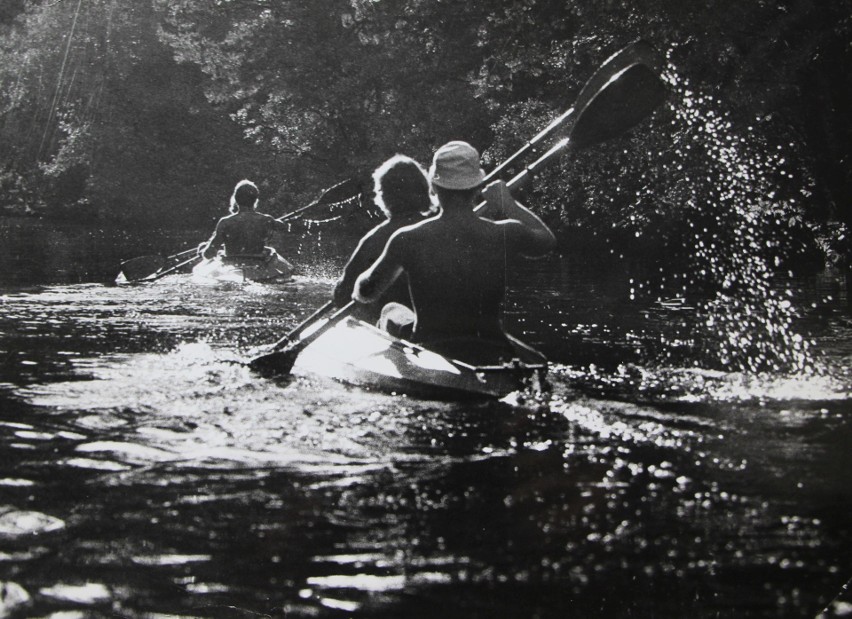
[249,301,355,377]
[572,40,663,116]
[278,177,363,223]
[249,348,299,376]
[118,255,165,282]
[570,62,668,150]
[318,177,361,205]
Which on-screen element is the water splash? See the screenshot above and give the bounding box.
[550,363,850,404]
[631,60,824,374]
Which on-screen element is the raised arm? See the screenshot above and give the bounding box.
[479,180,556,256]
[333,228,381,306]
[270,215,298,233]
[353,232,405,304]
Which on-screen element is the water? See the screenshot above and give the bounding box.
[0,251,849,618]
[1,68,851,616]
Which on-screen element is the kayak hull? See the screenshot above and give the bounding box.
[292,317,547,399]
[192,254,292,283]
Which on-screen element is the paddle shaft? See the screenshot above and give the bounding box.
[269,300,336,352]
[249,301,357,374]
[483,40,662,188]
[484,106,575,184]
[477,135,571,211]
[166,247,199,261]
[281,301,357,354]
[142,254,201,281]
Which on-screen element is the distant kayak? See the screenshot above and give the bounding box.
[192,251,293,284]
[293,316,547,399]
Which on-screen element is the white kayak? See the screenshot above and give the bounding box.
[292,316,548,399]
[192,252,293,283]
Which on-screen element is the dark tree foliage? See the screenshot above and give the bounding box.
[0,0,849,268]
[0,0,275,225]
[0,0,26,25]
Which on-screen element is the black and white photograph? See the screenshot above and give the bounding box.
[0,1,850,617]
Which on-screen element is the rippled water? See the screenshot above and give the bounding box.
[0,255,850,618]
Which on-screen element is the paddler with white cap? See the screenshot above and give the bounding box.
[354,140,556,365]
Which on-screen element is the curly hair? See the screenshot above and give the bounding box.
[372,155,432,217]
[229,179,259,214]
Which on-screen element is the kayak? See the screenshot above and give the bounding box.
[292,316,548,399]
[192,252,293,283]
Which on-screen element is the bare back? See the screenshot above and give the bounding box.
[205,211,284,258]
[354,178,555,362]
[392,215,528,343]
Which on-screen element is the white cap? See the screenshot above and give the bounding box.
[428,141,486,190]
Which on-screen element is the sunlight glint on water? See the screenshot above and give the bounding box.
[637,61,818,374]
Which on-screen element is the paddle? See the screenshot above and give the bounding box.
[116,254,168,282]
[249,300,353,376]
[132,253,202,283]
[117,178,359,283]
[477,45,667,207]
[249,40,667,377]
[484,40,662,184]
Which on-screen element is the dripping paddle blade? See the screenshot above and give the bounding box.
[117,255,165,282]
[490,41,668,195]
[570,62,669,150]
[249,348,299,376]
[277,177,362,223]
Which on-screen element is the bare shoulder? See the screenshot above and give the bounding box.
[382,217,436,258]
[488,218,536,246]
[217,214,239,228]
[489,217,554,256]
[394,214,439,239]
[351,221,392,256]
[487,218,527,235]
[362,220,392,242]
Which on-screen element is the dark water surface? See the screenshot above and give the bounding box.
[0,224,851,618]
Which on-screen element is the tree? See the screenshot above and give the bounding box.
[1,0,848,266]
[0,0,274,225]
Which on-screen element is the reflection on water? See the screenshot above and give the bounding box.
[0,260,850,618]
[4,71,852,613]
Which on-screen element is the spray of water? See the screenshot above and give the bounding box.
[634,62,821,375]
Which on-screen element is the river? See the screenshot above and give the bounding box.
[0,220,850,618]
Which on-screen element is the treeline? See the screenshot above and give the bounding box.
[0,0,849,267]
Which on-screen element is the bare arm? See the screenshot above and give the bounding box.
[270,215,295,233]
[260,213,294,257]
[479,180,556,256]
[334,230,378,306]
[353,233,405,304]
[200,220,226,259]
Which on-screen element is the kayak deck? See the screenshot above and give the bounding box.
[292,317,547,399]
[192,254,292,283]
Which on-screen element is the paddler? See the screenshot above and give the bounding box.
[333,154,434,325]
[199,179,295,274]
[353,140,556,364]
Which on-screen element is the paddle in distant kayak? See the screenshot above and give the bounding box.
[115,178,359,283]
